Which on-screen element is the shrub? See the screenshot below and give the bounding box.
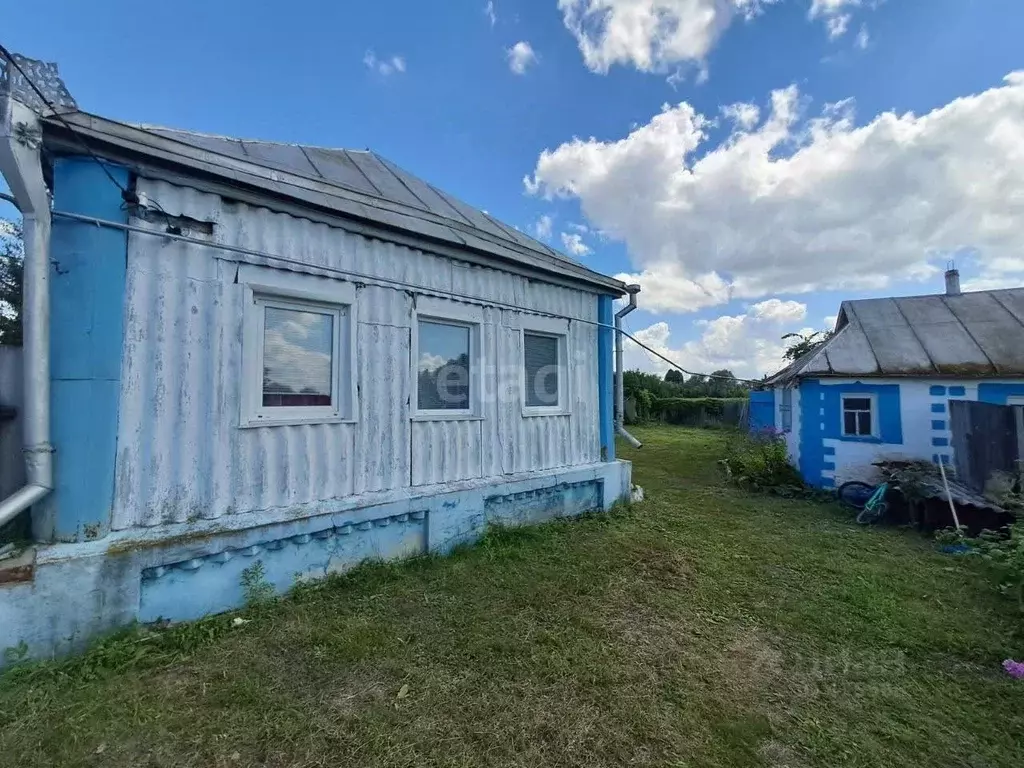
[938,523,1024,613]
[719,429,805,492]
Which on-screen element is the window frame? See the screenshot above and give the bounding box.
[840,392,877,438]
[780,387,793,433]
[411,297,484,421]
[521,315,571,417]
[239,266,357,428]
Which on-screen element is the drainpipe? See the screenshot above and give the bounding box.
[0,96,53,527]
[615,284,642,449]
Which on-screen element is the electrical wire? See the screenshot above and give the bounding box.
[0,54,761,387]
[0,44,130,198]
[0,188,760,385]
[0,44,173,217]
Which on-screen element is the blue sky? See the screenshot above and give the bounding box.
[4,0,1024,378]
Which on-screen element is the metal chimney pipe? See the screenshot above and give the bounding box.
[945,266,961,296]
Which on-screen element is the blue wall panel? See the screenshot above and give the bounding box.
[46,158,129,541]
[978,382,1024,405]
[749,390,775,432]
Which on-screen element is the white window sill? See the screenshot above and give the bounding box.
[240,416,358,429]
[411,413,485,422]
[522,408,571,418]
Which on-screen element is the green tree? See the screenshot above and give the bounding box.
[664,369,684,384]
[0,217,23,346]
[782,330,833,362]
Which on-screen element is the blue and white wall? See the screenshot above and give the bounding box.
[775,378,1024,487]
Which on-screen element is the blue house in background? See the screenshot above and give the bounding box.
[762,271,1024,488]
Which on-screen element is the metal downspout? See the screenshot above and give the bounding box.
[615,285,642,449]
[0,97,53,527]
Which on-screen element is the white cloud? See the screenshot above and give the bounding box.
[810,0,860,38]
[561,231,593,256]
[825,13,850,39]
[855,24,870,49]
[824,314,838,329]
[363,51,406,76]
[485,1,497,27]
[527,72,1024,311]
[624,299,811,378]
[507,41,538,74]
[532,214,554,240]
[721,101,761,130]
[557,0,776,75]
[614,264,732,313]
[747,298,807,323]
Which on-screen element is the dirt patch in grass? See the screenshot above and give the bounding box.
[2,427,1023,767]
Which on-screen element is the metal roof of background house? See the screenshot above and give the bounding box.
[768,287,1024,384]
[40,112,626,294]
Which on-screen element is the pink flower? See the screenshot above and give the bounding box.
[1003,659,1024,679]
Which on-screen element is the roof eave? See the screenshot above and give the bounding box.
[41,112,628,296]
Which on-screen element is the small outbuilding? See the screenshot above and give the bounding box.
[762,271,1024,488]
[0,56,633,660]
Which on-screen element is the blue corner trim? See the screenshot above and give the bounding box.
[931,420,945,430]
[47,158,130,542]
[978,382,1024,405]
[932,436,949,447]
[929,385,947,396]
[822,461,836,471]
[948,386,966,397]
[597,295,614,462]
[933,453,951,465]
[930,403,946,413]
[823,446,835,456]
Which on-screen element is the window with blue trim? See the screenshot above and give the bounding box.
[841,394,876,437]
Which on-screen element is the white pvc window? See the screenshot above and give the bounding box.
[240,267,356,427]
[412,297,483,420]
[521,316,570,416]
[841,394,876,437]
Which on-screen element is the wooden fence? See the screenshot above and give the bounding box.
[949,399,1023,493]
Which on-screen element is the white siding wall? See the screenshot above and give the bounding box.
[110,178,601,530]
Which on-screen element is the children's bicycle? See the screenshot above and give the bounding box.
[836,480,890,525]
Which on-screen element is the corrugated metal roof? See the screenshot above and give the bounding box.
[768,288,1024,383]
[41,113,624,294]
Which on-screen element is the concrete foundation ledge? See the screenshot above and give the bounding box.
[0,460,631,665]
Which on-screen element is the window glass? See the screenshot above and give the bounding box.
[781,388,793,432]
[417,320,471,411]
[842,396,873,436]
[262,306,334,407]
[524,332,560,408]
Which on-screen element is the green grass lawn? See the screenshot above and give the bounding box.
[2,426,1023,767]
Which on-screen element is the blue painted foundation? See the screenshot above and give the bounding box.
[1,460,631,662]
[38,158,130,542]
[597,295,614,461]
